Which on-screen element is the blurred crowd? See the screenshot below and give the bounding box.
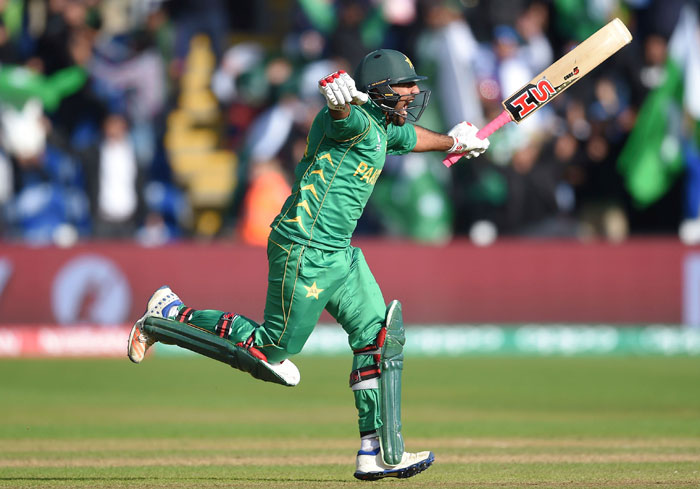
[0,0,698,247]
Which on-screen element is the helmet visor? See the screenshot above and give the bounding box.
[373,87,431,123]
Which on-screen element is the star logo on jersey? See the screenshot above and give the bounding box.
[303,282,324,300]
[376,134,382,151]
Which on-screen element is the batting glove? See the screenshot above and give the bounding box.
[448,121,490,159]
[319,70,369,111]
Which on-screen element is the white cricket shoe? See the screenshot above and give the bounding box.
[354,448,434,481]
[141,285,183,319]
[127,285,183,363]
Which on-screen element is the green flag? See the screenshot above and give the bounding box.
[617,59,684,208]
[0,65,87,112]
[371,153,453,244]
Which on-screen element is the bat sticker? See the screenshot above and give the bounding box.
[504,78,557,121]
[564,66,580,81]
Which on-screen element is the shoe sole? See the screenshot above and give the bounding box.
[127,320,146,364]
[353,452,435,481]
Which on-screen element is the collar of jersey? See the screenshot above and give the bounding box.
[356,102,388,136]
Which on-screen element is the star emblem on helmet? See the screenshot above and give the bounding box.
[404,55,414,70]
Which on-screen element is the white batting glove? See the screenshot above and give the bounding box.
[318,70,369,111]
[448,121,490,159]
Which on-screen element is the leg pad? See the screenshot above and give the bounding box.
[379,300,405,466]
[143,317,299,386]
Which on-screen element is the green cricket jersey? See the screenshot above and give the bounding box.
[271,102,417,250]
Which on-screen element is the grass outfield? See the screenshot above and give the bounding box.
[1,355,699,488]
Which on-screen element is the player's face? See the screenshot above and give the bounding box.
[389,82,419,126]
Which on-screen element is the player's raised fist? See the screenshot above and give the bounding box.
[319,70,369,111]
[447,121,490,159]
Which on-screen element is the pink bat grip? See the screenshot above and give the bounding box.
[442,110,512,167]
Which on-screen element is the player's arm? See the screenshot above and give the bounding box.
[411,125,453,152]
[412,122,490,160]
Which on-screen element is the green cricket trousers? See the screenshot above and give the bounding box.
[177,230,386,433]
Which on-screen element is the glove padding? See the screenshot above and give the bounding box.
[318,70,369,111]
[448,121,490,159]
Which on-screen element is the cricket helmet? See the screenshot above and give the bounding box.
[354,49,431,123]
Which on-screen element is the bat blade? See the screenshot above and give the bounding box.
[443,17,632,167]
[503,17,632,123]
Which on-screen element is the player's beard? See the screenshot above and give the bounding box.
[388,111,407,126]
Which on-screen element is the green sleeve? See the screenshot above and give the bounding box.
[386,123,417,155]
[323,106,369,141]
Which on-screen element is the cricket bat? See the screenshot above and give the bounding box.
[443,17,633,167]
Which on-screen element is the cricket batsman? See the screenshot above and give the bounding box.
[128,49,489,480]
